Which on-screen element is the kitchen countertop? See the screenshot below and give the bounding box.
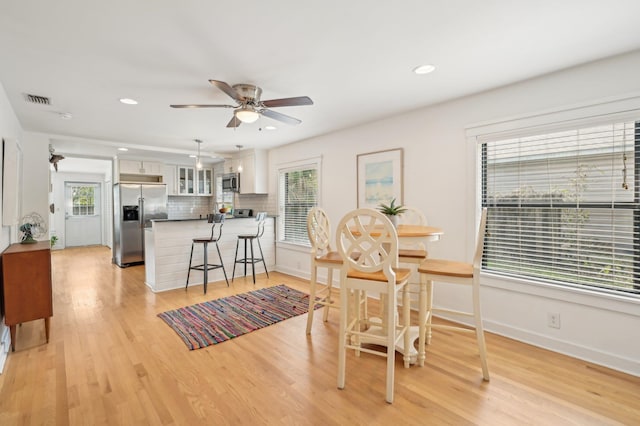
[152,216,273,222]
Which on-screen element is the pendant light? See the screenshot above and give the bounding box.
[236,145,243,172]
[195,139,203,169]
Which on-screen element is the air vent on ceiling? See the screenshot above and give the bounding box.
[23,93,51,105]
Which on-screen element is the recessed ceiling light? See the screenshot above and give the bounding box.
[119,98,138,105]
[264,125,277,131]
[59,112,73,120]
[189,154,197,158]
[413,64,436,75]
[117,147,129,151]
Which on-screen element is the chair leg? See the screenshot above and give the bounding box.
[385,289,396,404]
[249,239,256,284]
[306,263,318,335]
[232,239,240,282]
[256,238,269,278]
[203,242,208,294]
[426,279,434,345]
[323,267,333,322]
[473,283,490,381]
[402,285,411,369]
[215,241,229,286]
[337,272,348,391]
[418,274,427,367]
[186,243,195,290]
[243,238,248,278]
[354,289,361,357]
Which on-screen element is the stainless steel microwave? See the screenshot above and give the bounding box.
[222,173,239,192]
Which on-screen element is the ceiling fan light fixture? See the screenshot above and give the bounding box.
[235,106,260,123]
[413,64,436,75]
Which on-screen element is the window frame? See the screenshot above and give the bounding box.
[276,157,321,248]
[480,123,639,296]
[68,183,98,217]
[469,99,640,299]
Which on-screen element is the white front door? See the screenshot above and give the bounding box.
[65,182,102,247]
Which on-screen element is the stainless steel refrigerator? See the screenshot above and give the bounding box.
[113,183,168,267]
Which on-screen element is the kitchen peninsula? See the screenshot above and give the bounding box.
[144,216,275,292]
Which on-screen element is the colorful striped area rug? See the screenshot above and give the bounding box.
[158,285,316,350]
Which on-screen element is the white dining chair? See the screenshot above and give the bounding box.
[306,207,367,334]
[397,206,429,264]
[336,208,411,404]
[417,208,490,381]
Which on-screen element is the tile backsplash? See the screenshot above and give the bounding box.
[168,193,276,220]
[168,196,215,219]
[234,193,276,215]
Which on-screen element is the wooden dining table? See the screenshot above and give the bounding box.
[348,223,444,364]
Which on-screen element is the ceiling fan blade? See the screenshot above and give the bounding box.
[209,80,242,102]
[261,96,313,108]
[226,116,242,128]
[260,109,302,125]
[170,104,235,108]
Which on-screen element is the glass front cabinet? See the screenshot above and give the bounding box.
[197,168,213,195]
[178,166,195,195]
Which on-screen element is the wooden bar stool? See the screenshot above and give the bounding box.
[186,213,229,294]
[417,208,489,380]
[232,212,269,284]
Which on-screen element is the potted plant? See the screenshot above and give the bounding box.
[377,198,406,227]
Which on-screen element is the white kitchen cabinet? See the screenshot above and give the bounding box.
[119,159,163,175]
[162,165,177,195]
[236,149,267,194]
[196,168,213,195]
[177,166,195,195]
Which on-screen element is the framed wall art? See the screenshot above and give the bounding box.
[357,148,403,209]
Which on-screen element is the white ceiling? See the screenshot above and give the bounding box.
[2,1,640,168]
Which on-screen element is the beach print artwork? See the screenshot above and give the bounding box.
[365,160,394,205]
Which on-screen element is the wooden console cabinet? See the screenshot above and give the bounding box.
[1,241,52,352]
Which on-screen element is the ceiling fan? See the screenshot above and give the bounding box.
[170,80,313,128]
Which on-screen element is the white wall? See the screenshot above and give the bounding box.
[270,49,640,376]
[0,81,23,372]
[0,82,22,248]
[20,132,50,233]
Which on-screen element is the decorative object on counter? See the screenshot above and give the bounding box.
[50,235,58,247]
[19,212,47,244]
[377,198,406,228]
[158,285,319,350]
[357,148,404,209]
[219,206,229,213]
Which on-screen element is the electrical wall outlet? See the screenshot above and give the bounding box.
[547,312,561,329]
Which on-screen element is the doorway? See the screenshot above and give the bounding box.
[64,182,102,247]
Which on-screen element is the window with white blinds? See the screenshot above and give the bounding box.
[277,160,319,246]
[481,121,639,296]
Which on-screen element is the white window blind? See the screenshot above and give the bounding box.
[278,161,319,246]
[481,121,639,296]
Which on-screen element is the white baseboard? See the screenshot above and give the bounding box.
[469,317,639,377]
[0,324,10,374]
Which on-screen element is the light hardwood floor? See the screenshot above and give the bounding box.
[0,246,638,425]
